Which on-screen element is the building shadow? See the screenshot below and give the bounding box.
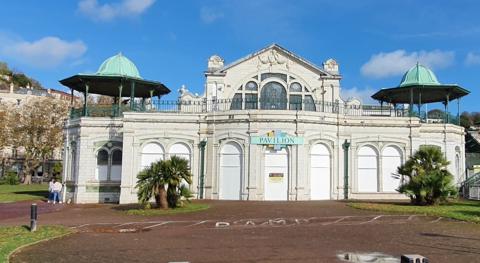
[13,190,48,199]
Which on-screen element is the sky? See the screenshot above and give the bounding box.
[0,0,478,112]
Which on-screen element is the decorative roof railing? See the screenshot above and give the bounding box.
[69,98,460,125]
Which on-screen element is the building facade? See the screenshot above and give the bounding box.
[62,44,466,203]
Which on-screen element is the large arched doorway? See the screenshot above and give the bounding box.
[357,146,378,192]
[141,143,164,170]
[381,146,402,192]
[310,144,331,200]
[260,82,287,110]
[264,148,289,200]
[219,142,243,200]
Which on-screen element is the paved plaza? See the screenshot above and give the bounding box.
[3,201,480,263]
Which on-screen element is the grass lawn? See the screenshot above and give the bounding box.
[126,203,210,216]
[0,225,72,263]
[349,200,480,223]
[0,184,48,203]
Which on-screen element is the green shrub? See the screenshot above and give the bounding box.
[0,171,20,185]
[52,162,63,177]
[397,146,457,205]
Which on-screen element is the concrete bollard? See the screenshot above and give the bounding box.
[30,203,37,232]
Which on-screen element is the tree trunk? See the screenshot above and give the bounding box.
[23,163,32,185]
[158,185,168,209]
[23,172,32,185]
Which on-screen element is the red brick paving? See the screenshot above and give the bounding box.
[4,201,480,263]
[0,200,65,222]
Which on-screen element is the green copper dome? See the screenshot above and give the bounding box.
[96,53,141,79]
[399,63,440,87]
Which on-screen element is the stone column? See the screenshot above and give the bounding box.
[191,140,200,197]
[295,139,307,200]
[203,133,217,199]
[119,130,134,204]
[247,130,259,200]
[75,135,91,203]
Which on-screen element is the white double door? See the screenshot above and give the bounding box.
[264,148,289,200]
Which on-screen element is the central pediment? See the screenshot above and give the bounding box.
[214,43,339,78]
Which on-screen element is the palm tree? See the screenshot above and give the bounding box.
[135,156,192,209]
[397,146,457,205]
[163,156,192,208]
[136,161,168,209]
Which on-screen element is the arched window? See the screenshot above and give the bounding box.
[381,146,402,192]
[289,95,302,110]
[169,143,191,164]
[289,82,302,92]
[141,143,164,170]
[96,149,109,181]
[233,74,316,111]
[357,146,378,192]
[260,82,287,110]
[245,81,258,91]
[231,93,242,110]
[111,149,123,181]
[95,147,122,181]
[304,95,315,111]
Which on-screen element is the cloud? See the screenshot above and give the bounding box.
[341,86,378,104]
[0,35,87,69]
[465,52,480,66]
[361,49,455,79]
[78,0,155,21]
[200,6,224,24]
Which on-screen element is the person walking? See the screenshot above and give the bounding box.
[48,178,55,203]
[52,179,63,204]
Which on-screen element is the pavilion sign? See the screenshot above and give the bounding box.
[251,130,303,150]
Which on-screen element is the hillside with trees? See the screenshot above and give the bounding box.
[0,61,44,91]
[460,111,480,129]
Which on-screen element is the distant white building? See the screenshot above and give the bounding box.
[60,44,469,203]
